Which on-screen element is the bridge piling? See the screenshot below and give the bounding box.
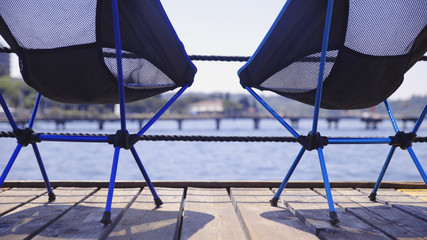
[253,118,260,130]
[98,120,104,130]
[326,117,339,129]
[290,118,299,129]
[215,118,221,130]
[55,119,66,130]
[177,119,183,130]
[138,120,144,129]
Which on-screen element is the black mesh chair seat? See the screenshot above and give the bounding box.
[0,0,196,104]
[239,0,427,109]
[238,0,427,225]
[0,0,196,225]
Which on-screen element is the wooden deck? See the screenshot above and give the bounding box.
[0,182,426,239]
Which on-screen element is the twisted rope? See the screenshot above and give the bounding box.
[1,131,426,143]
[1,46,425,62]
[189,55,250,62]
[0,131,297,142]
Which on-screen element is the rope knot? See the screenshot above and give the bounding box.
[389,131,416,150]
[13,128,40,146]
[108,130,139,149]
[297,132,328,151]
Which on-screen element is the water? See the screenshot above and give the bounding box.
[0,118,426,182]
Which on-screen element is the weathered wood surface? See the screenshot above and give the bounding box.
[180,187,246,240]
[108,187,184,240]
[358,188,427,222]
[0,187,96,240]
[32,188,140,240]
[3,180,426,189]
[399,189,427,201]
[0,186,425,240]
[329,188,427,239]
[230,188,319,240]
[0,188,47,216]
[280,188,390,239]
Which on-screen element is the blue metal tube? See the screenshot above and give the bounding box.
[0,144,23,186]
[245,86,299,138]
[384,100,400,133]
[130,147,160,200]
[137,85,189,137]
[38,134,109,142]
[105,146,121,213]
[32,143,54,195]
[328,138,391,144]
[273,147,306,199]
[317,147,335,213]
[111,0,127,132]
[371,146,396,196]
[28,93,42,129]
[412,104,427,134]
[0,92,18,131]
[407,147,427,184]
[312,0,334,134]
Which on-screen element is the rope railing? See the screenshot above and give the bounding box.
[1,131,426,143]
[189,55,250,62]
[2,45,427,62]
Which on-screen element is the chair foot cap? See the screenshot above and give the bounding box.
[270,197,279,207]
[48,193,56,202]
[101,212,112,225]
[368,193,377,202]
[154,198,163,207]
[330,211,339,225]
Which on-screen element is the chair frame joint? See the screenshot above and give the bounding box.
[297,132,328,151]
[389,131,416,150]
[13,128,40,147]
[108,130,139,150]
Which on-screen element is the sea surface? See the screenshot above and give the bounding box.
[0,118,426,182]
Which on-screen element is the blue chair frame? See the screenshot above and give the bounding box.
[0,0,189,225]
[243,0,426,225]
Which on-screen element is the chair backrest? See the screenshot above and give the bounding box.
[238,0,427,109]
[0,0,196,104]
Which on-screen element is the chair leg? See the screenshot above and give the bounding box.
[407,147,427,184]
[371,102,427,202]
[101,146,121,225]
[270,147,305,206]
[0,92,18,131]
[317,148,339,225]
[369,146,396,201]
[32,143,56,202]
[130,147,163,206]
[0,144,23,186]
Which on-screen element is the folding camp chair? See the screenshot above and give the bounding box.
[238,0,427,224]
[0,0,196,224]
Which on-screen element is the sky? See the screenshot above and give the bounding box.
[2,0,426,100]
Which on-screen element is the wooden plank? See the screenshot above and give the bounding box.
[358,188,427,222]
[399,189,427,201]
[3,181,426,189]
[180,188,245,240]
[32,188,140,240]
[0,188,47,216]
[230,188,319,240]
[280,188,390,239]
[0,187,97,240]
[329,188,425,239]
[107,187,184,240]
